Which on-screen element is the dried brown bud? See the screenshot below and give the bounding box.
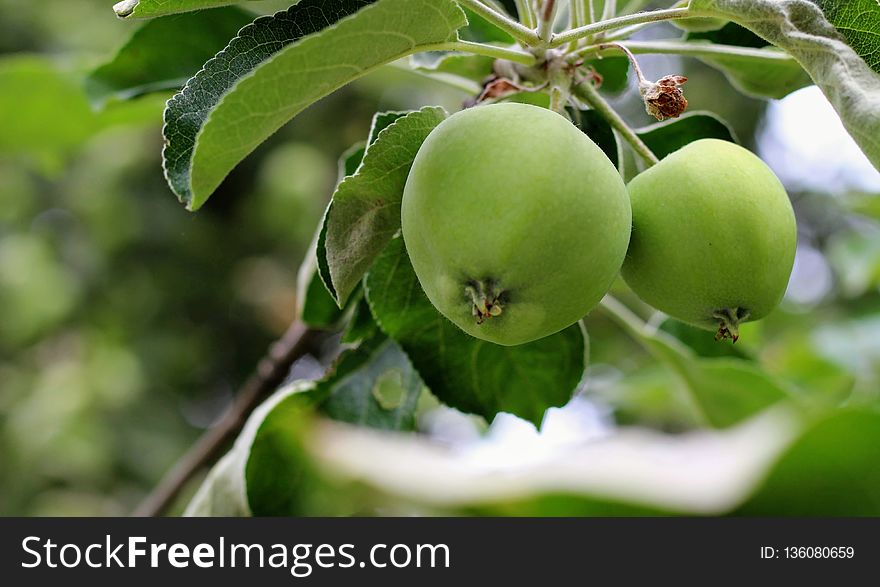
[640,75,688,121]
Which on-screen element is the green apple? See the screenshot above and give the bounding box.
[401,102,631,346]
[622,138,797,341]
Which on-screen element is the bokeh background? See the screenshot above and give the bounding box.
[1,0,878,515]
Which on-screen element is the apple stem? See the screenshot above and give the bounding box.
[538,0,559,42]
[572,78,660,166]
[549,7,691,48]
[514,0,537,29]
[454,0,542,46]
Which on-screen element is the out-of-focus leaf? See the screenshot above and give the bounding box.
[87,8,253,106]
[660,319,751,360]
[736,409,880,515]
[635,111,738,159]
[0,56,163,164]
[826,227,880,297]
[762,335,855,406]
[324,107,447,306]
[690,0,880,170]
[163,0,466,209]
[113,0,261,19]
[594,364,704,431]
[601,298,795,428]
[248,406,800,515]
[365,238,587,427]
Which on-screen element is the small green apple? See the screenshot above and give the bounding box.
[622,138,797,341]
[401,102,631,346]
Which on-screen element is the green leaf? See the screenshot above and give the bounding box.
[737,409,880,515]
[314,139,373,301]
[246,338,423,515]
[691,44,811,99]
[164,0,466,209]
[646,332,795,428]
[163,0,374,208]
[192,339,423,514]
[635,111,738,159]
[296,232,348,328]
[690,0,880,170]
[113,0,261,19]
[87,8,252,107]
[683,21,811,98]
[244,389,327,517]
[809,0,880,74]
[684,359,794,429]
[365,238,587,427]
[324,107,447,306]
[317,336,423,431]
[602,299,793,428]
[341,297,379,344]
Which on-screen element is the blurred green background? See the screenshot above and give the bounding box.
[1,0,878,515]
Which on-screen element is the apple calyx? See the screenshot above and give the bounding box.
[712,307,751,343]
[466,279,506,324]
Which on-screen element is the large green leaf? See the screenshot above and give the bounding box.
[324,107,447,306]
[689,0,880,170]
[87,8,253,106]
[113,0,261,19]
[365,238,587,427]
[163,0,373,208]
[164,0,466,210]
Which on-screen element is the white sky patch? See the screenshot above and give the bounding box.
[758,86,880,194]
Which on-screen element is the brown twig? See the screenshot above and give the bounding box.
[132,320,319,517]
